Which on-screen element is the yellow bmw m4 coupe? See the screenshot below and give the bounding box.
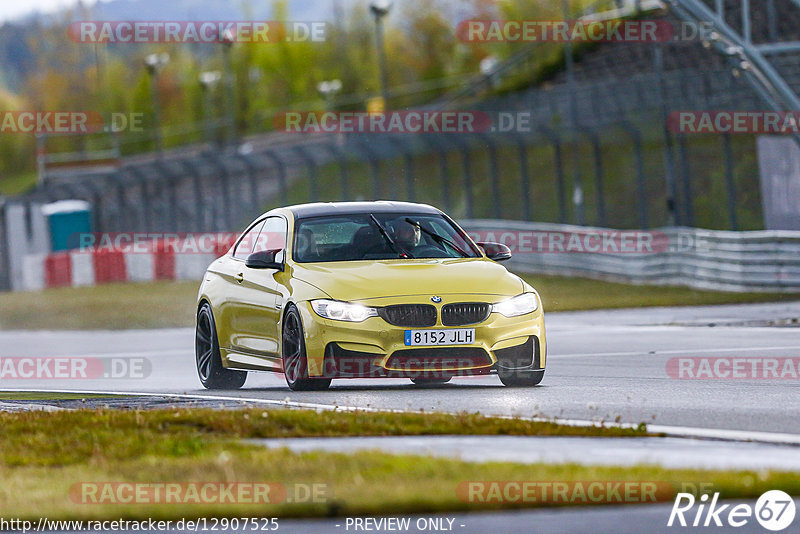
[195,201,546,390]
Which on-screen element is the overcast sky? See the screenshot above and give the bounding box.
[0,0,95,23]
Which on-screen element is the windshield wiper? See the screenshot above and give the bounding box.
[405,218,469,257]
[369,214,413,258]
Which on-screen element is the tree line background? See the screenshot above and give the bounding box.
[0,0,585,193]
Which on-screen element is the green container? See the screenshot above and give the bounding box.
[42,200,92,252]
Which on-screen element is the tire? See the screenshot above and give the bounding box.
[282,305,332,391]
[498,368,545,387]
[196,303,247,390]
[410,376,452,385]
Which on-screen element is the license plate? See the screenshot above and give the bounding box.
[404,328,475,346]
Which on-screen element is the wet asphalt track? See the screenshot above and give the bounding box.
[1,301,799,434]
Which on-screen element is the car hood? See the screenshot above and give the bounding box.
[291,258,524,301]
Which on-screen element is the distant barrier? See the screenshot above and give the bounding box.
[19,239,227,291]
[14,221,800,293]
[461,220,800,293]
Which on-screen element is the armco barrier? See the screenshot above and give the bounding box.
[461,221,800,293]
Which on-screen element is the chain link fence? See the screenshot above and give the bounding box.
[4,0,800,291]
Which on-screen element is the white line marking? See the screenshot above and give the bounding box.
[554,345,800,358]
[2,388,800,446]
[0,349,188,359]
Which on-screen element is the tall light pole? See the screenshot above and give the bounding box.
[144,52,169,155]
[317,79,342,110]
[369,0,392,109]
[199,71,222,146]
[480,55,499,89]
[220,28,236,147]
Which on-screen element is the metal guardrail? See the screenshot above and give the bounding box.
[461,219,800,292]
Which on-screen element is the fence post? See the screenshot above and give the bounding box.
[677,133,695,227]
[262,149,289,206]
[154,161,179,231]
[420,134,452,213]
[202,154,234,230]
[576,125,607,227]
[321,142,350,200]
[476,133,502,219]
[0,199,10,291]
[446,135,475,219]
[508,131,532,221]
[36,134,47,187]
[235,153,263,219]
[537,125,567,224]
[178,158,208,232]
[293,146,319,203]
[386,135,416,201]
[110,172,131,233]
[620,121,648,229]
[352,139,382,200]
[124,166,153,233]
[78,179,107,233]
[721,133,739,230]
[655,45,679,226]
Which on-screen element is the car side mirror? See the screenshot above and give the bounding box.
[245,249,284,271]
[478,242,512,262]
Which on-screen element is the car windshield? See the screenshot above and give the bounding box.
[293,213,480,263]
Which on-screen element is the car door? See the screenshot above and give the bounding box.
[223,216,286,361]
[214,218,265,353]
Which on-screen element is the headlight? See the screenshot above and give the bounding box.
[491,293,538,317]
[310,299,378,322]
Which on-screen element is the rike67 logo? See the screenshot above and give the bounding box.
[668,490,796,531]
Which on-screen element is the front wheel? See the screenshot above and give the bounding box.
[196,303,247,389]
[498,368,545,387]
[282,305,331,391]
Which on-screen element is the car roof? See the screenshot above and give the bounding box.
[287,201,442,219]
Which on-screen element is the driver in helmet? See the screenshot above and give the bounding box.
[388,220,421,254]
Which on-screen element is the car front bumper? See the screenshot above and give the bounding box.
[296,296,546,378]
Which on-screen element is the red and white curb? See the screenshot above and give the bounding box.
[21,249,219,291]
